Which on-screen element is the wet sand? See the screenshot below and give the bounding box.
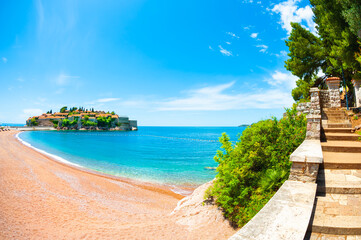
[0,131,236,239]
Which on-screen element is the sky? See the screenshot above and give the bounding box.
[0,0,316,126]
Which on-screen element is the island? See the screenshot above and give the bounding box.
[26,106,137,131]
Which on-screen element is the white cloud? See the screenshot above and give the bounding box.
[157,81,294,111]
[209,45,213,50]
[272,50,288,58]
[2,57,7,63]
[219,45,232,56]
[265,70,298,89]
[23,108,43,117]
[55,73,80,86]
[250,33,258,38]
[271,0,316,34]
[225,42,231,45]
[256,45,268,53]
[226,32,240,39]
[96,98,120,103]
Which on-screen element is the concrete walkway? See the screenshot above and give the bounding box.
[306,108,361,239]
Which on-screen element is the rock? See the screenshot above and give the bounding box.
[354,124,361,131]
[204,167,217,170]
[171,180,233,231]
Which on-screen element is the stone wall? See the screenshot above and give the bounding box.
[296,102,311,115]
[320,90,330,109]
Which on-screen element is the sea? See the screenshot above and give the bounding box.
[18,126,246,191]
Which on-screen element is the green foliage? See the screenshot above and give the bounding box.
[207,107,306,227]
[61,119,70,127]
[339,0,361,38]
[286,0,361,102]
[83,121,97,127]
[291,77,315,101]
[285,23,325,82]
[111,111,115,115]
[97,116,112,127]
[30,117,38,126]
[60,106,67,113]
[70,119,78,126]
[354,115,359,120]
[53,123,58,128]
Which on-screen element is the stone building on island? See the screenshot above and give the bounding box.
[26,108,137,131]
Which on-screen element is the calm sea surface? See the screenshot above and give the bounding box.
[19,127,245,187]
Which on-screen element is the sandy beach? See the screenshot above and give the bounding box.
[0,131,236,239]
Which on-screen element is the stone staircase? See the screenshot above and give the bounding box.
[306,108,361,238]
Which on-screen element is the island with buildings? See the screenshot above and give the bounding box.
[26,107,137,131]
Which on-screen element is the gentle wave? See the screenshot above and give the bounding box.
[16,132,83,169]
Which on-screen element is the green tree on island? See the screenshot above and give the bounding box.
[60,106,68,113]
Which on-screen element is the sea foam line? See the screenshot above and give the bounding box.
[15,132,198,196]
[15,132,83,169]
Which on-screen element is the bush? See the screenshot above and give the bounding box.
[30,117,38,126]
[70,119,78,126]
[61,119,70,127]
[97,116,112,128]
[206,107,306,227]
[83,121,97,127]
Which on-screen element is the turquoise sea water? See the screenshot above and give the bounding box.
[18,127,245,187]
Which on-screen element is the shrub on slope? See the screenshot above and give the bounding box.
[206,107,306,227]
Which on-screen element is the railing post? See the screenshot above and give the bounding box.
[325,77,341,108]
[306,88,321,140]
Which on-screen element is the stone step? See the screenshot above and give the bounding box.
[327,123,353,128]
[323,152,361,169]
[323,111,346,115]
[321,141,361,153]
[316,169,361,194]
[325,116,348,120]
[323,108,347,112]
[324,114,348,118]
[325,133,360,141]
[323,128,353,133]
[305,232,361,239]
[308,194,361,235]
[326,119,350,123]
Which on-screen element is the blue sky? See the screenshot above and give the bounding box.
[0,0,315,126]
